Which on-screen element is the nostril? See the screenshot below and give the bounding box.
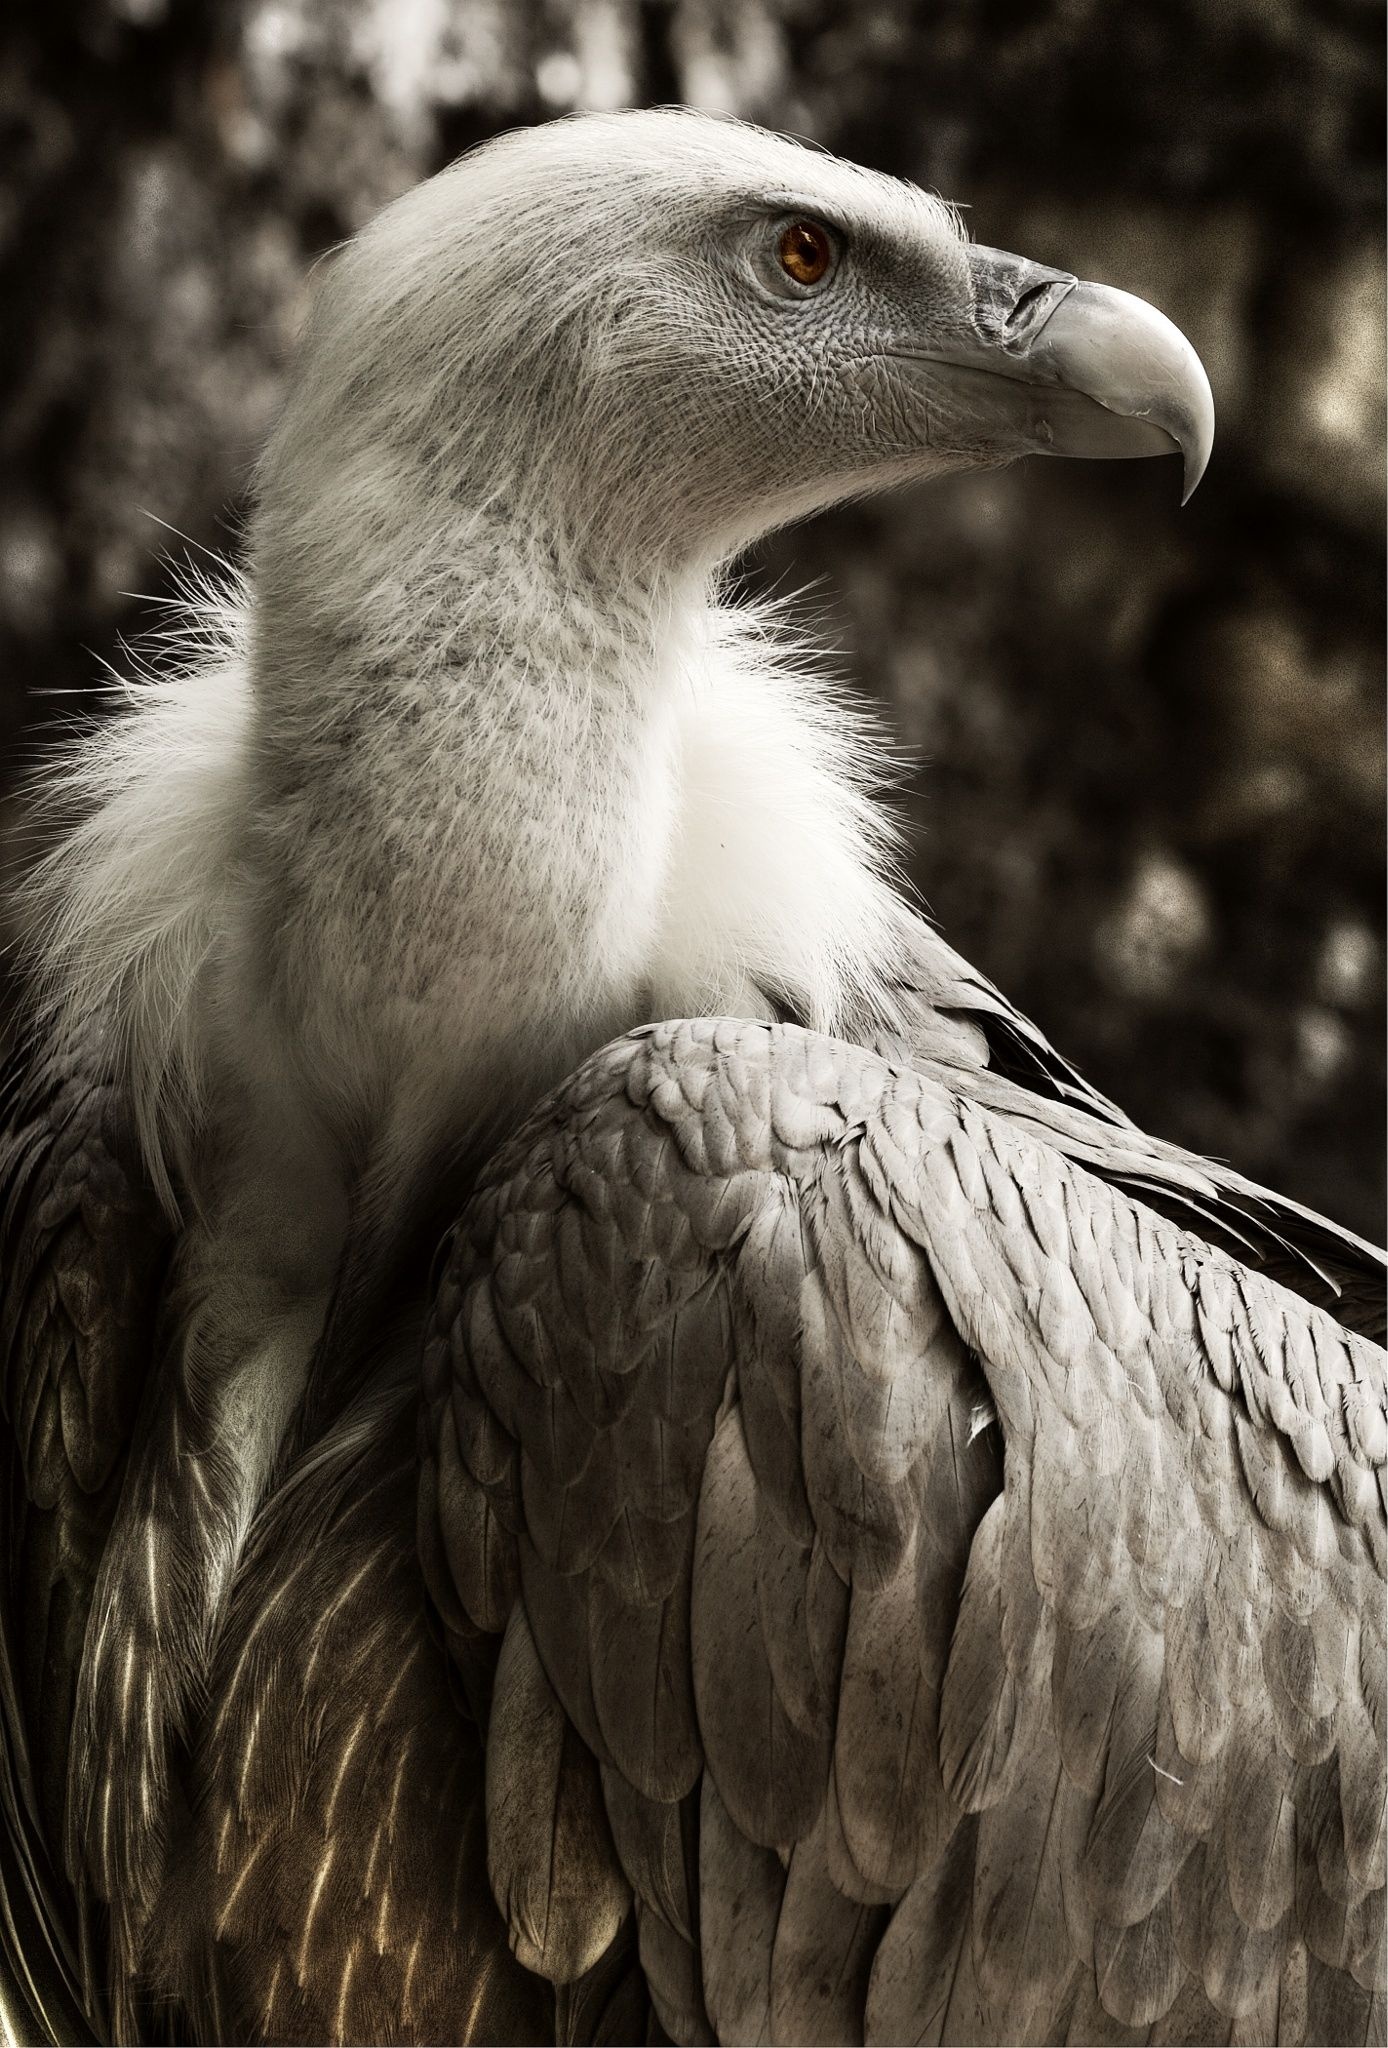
[1002,277,1074,342]
[1005,281,1056,329]
[967,246,1079,348]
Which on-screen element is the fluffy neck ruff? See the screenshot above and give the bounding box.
[23,519,917,1217]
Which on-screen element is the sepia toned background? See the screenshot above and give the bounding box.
[0,0,1383,1236]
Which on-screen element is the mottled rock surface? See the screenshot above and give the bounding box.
[1,0,1382,1234]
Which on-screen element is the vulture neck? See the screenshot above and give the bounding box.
[252,475,696,738]
[241,485,707,1116]
[234,465,912,1167]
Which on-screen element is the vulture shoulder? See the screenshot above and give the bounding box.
[890,930,1387,1343]
[421,1017,1387,2046]
[0,1030,171,2046]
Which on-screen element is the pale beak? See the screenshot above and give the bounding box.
[894,245,1215,502]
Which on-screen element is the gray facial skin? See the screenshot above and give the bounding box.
[719,206,1213,535]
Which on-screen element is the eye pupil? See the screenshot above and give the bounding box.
[778,220,832,286]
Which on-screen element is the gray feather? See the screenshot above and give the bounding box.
[865,1822,981,2046]
[1092,1891,1186,2029]
[971,1747,1082,2035]
[698,1778,783,2044]
[937,1499,1034,1813]
[601,1769,694,1943]
[691,1408,828,1850]
[589,1563,700,1803]
[834,1532,949,1897]
[485,1606,630,1982]
[769,1813,885,2047]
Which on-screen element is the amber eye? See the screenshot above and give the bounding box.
[777,219,834,288]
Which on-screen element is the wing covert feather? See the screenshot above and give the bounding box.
[167,1378,653,2044]
[0,1033,170,2044]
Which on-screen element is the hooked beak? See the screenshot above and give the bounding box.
[892,245,1215,502]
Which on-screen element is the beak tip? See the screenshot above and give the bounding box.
[1028,277,1216,502]
[1176,363,1215,504]
[1180,440,1210,505]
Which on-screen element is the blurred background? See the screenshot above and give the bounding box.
[0,0,1383,1235]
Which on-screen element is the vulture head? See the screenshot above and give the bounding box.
[256,109,1212,631]
[31,109,1217,1265]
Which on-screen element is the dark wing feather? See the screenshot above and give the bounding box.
[166,1357,653,2046]
[423,1017,1386,2045]
[888,925,1387,1340]
[0,1030,170,2045]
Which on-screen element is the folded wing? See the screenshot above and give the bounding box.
[421,1017,1387,2046]
[0,1031,170,2045]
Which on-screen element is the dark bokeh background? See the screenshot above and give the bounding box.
[1,0,1383,1235]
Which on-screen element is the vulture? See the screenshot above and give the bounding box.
[0,108,1383,2048]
